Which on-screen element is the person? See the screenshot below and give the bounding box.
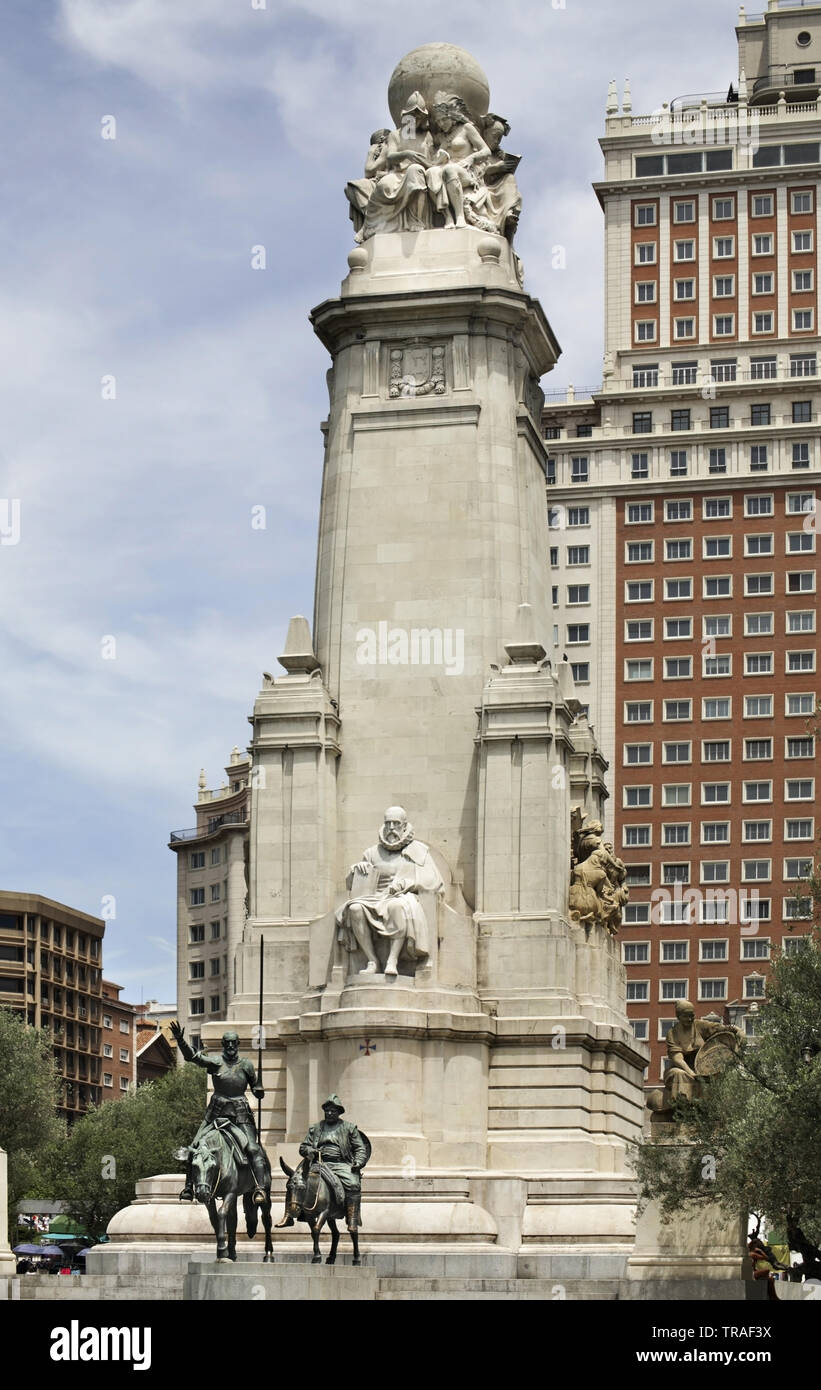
[171,1024,268,1205]
[336,806,443,975]
[280,1095,369,1233]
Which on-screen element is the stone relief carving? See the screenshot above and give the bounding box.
[335,806,444,977]
[568,809,628,936]
[646,999,743,1121]
[389,342,446,398]
[346,90,522,244]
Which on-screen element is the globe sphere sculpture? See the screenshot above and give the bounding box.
[387,43,490,125]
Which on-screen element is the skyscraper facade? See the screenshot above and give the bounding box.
[543,2,819,1082]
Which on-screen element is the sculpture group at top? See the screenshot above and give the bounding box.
[345,92,522,244]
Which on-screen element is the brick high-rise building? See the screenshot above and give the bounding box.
[168,747,250,1051]
[543,2,819,1086]
[0,892,105,1122]
[101,980,138,1099]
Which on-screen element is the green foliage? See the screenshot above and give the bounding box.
[0,1007,64,1225]
[632,940,821,1263]
[46,1064,207,1240]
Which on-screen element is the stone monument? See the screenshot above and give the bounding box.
[101,43,650,1284]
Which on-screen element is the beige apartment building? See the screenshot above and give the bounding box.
[543,2,820,1082]
[168,748,250,1050]
[0,892,105,1122]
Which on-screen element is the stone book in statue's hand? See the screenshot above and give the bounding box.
[350,864,379,896]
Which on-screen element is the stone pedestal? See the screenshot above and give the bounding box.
[628,1198,752,1282]
[0,1150,16,1277]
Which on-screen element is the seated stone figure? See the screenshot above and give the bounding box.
[358,94,440,241]
[335,806,444,976]
[647,999,743,1118]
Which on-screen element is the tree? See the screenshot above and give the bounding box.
[631,941,821,1277]
[0,1007,64,1227]
[48,1064,207,1240]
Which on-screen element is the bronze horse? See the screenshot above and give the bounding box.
[278,1156,361,1266]
[187,1124,273,1263]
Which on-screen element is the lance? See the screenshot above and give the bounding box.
[257,935,264,1143]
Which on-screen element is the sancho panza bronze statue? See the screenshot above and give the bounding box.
[279,1095,369,1233]
[171,1023,269,1205]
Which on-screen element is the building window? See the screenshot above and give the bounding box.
[119,1020,129,1034]
[792,443,811,469]
[746,534,773,557]
[671,409,690,432]
[571,662,590,684]
[571,456,589,483]
[626,620,653,641]
[752,272,773,296]
[713,277,735,299]
[632,412,652,434]
[745,573,773,597]
[209,995,221,1013]
[190,923,205,943]
[119,1047,130,1062]
[753,312,774,334]
[568,506,590,526]
[103,1073,113,1087]
[714,316,734,337]
[631,1020,649,1041]
[671,362,698,386]
[567,624,590,645]
[661,981,689,1002]
[793,230,813,253]
[670,450,688,477]
[635,320,657,342]
[665,499,692,521]
[753,234,773,256]
[673,200,695,223]
[750,403,771,427]
[665,539,691,561]
[626,581,654,601]
[749,445,768,472]
[635,243,657,265]
[568,545,590,565]
[699,979,727,1001]
[745,695,773,718]
[190,851,205,869]
[702,741,730,762]
[664,658,692,680]
[704,497,731,519]
[673,240,695,262]
[794,309,814,331]
[703,697,731,719]
[709,449,727,474]
[635,281,657,303]
[631,453,649,479]
[103,1013,113,1029]
[626,981,649,1002]
[714,237,734,259]
[663,742,691,764]
[189,888,205,907]
[624,744,652,765]
[191,998,205,1015]
[625,702,653,724]
[702,783,730,804]
[700,941,728,962]
[674,318,695,339]
[665,578,693,600]
[674,279,695,301]
[790,353,816,377]
[210,884,221,903]
[634,204,657,227]
[633,364,659,388]
[664,698,692,720]
[713,198,734,220]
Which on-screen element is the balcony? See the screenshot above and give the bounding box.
[751,68,821,104]
[170,811,248,843]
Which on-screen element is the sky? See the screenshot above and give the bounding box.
[0,0,741,1003]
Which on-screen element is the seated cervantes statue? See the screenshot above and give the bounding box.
[335,806,444,976]
[647,999,743,1120]
[568,810,628,935]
